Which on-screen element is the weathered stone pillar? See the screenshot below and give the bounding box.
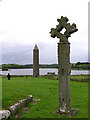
[33,44,39,77]
[58,42,71,112]
[50,16,78,116]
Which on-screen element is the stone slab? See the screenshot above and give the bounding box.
[33,99,40,101]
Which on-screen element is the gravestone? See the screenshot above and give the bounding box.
[50,16,78,116]
[33,44,39,77]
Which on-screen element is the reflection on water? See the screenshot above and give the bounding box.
[0,69,89,75]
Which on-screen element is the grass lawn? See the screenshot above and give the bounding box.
[2,76,88,118]
[70,75,89,82]
[0,77,2,110]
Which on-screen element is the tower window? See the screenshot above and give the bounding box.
[62,69,64,75]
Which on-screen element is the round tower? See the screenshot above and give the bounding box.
[33,44,39,77]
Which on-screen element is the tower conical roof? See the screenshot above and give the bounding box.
[33,44,39,50]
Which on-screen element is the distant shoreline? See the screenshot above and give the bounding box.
[0,62,90,70]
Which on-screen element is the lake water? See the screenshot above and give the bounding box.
[0,69,89,75]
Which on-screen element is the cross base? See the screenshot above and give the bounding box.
[53,108,79,117]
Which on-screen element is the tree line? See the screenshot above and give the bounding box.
[1,62,90,71]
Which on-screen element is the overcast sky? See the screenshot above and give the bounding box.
[0,0,89,64]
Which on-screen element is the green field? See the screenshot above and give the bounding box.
[0,77,2,110]
[2,76,88,119]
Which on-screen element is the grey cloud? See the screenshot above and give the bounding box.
[2,42,33,64]
[2,40,88,64]
[2,41,58,64]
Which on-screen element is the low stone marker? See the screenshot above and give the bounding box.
[47,72,55,76]
[0,110,10,120]
[8,95,33,114]
[0,95,40,119]
[0,95,33,119]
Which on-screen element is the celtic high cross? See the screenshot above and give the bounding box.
[50,16,78,116]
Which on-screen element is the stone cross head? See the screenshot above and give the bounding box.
[50,16,78,42]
